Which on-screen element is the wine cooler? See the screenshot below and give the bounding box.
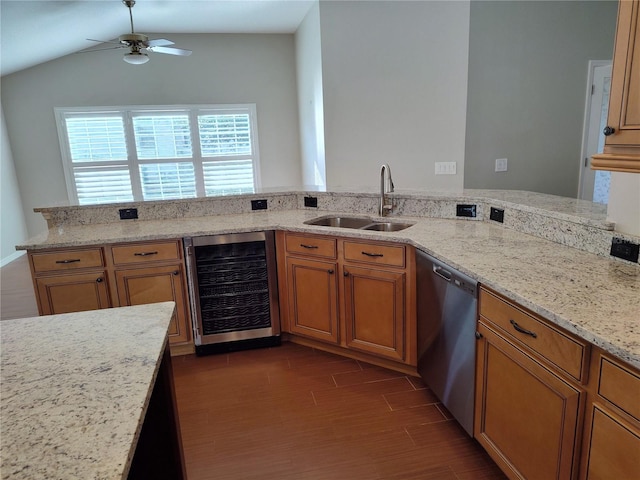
[184,231,280,355]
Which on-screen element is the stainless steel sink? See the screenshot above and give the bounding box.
[304,216,374,228]
[304,215,414,232]
[362,222,414,232]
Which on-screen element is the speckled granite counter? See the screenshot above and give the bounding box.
[17,190,640,370]
[0,302,176,479]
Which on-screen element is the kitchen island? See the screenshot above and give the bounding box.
[0,301,185,479]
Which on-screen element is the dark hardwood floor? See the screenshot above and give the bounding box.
[1,255,505,479]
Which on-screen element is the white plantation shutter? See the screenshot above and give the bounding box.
[139,162,197,200]
[63,115,133,205]
[56,105,260,204]
[203,160,255,195]
[199,112,255,195]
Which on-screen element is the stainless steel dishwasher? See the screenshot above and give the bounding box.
[416,250,478,436]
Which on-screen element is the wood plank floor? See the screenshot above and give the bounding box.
[1,254,39,320]
[2,255,506,479]
[172,345,506,480]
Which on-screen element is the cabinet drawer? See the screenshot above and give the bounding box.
[31,248,104,273]
[110,241,182,265]
[285,234,337,259]
[343,241,405,268]
[598,355,640,421]
[479,288,588,382]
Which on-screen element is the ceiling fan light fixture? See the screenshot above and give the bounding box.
[123,52,149,65]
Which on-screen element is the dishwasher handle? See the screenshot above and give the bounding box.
[433,265,452,282]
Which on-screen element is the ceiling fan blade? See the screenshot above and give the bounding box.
[147,38,175,47]
[87,38,123,46]
[148,46,192,56]
[77,45,127,54]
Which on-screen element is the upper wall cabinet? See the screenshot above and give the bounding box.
[592,0,640,173]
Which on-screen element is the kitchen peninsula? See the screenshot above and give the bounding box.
[0,302,185,479]
[18,189,640,368]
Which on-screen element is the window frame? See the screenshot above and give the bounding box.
[54,104,261,205]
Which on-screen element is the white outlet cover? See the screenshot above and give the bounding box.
[495,158,508,172]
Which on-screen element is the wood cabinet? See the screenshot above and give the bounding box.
[592,0,640,172]
[580,351,640,479]
[110,240,191,347]
[29,239,192,351]
[277,231,416,366]
[29,247,111,315]
[35,271,110,315]
[286,256,339,343]
[475,287,588,480]
[342,241,407,362]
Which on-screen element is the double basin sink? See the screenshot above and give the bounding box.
[304,215,414,232]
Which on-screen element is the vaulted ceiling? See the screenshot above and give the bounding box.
[0,0,315,76]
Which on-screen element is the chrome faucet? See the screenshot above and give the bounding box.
[379,163,395,216]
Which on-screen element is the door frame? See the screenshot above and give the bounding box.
[578,60,612,201]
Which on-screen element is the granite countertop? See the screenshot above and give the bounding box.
[17,207,640,369]
[0,302,176,479]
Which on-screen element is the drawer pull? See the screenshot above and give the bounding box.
[55,259,81,264]
[361,251,384,258]
[96,277,103,283]
[327,269,334,274]
[510,319,537,338]
[133,251,159,257]
[173,270,179,276]
[300,244,319,249]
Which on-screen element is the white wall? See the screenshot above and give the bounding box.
[319,1,470,191]
[464,1,617,197]
[295,2,326,187]
[607,173,640,236]
[0,105,29,265]
[1,33,302,237]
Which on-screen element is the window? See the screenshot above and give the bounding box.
[55,105,260,205]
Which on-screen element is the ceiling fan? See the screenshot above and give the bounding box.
[84,0,192,65]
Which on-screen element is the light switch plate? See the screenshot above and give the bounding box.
[495,158,508,172]
[435,162,457,175]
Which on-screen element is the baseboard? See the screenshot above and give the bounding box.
[0,250,26,268]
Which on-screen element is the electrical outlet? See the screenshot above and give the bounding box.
[435,162,457,175]
[304,196,318,208]
[610,238,639,263]
[456,204,477,218]
[490,207,504,223]
[495,158,508,172]
[119,208,138,220]
[251,199,268,210]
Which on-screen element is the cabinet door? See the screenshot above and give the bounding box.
[286,257,339,343]
[343,265,405,361]
[605,0,640,148]
[115,265,190,344]
[583,404,640,479]
[475,322,582,480]
[35,271,110,315]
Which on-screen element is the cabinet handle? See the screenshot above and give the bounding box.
[96,277,103,283]
[300,244,318,249]
[173,270,179,276]
[327,269,334,274]
[475,331,483,339]
[361,251,384,257]
[510,319,537,338]
[134,251,159,257]
[603,126,616,136]
[344,271,349,277]
[55,259,80,264]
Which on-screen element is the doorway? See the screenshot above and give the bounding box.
[579,61,612,203]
